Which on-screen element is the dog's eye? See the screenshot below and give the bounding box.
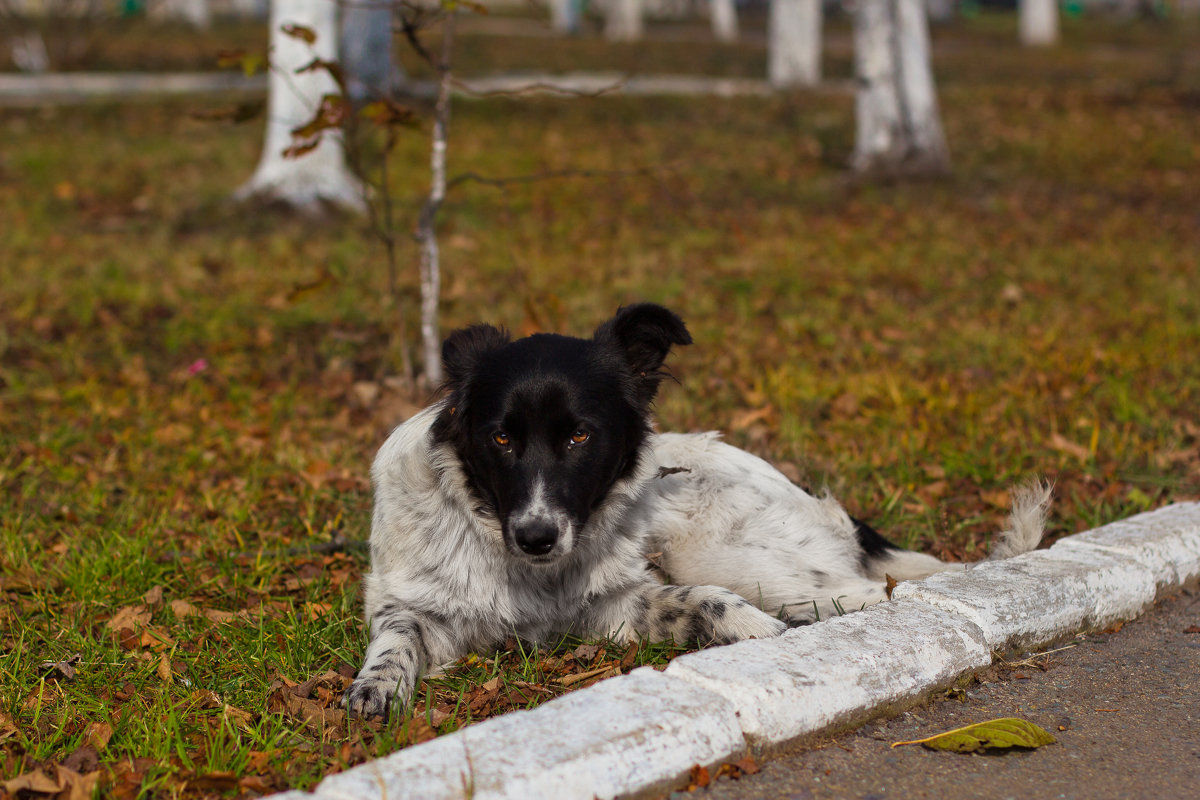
[570,430,590,445]
[493,432,511,447]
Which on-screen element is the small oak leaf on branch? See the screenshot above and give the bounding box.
[891,717,1056,753]
[360,99,418,129]
[290,94,349,140]
[282,138,321,160]
[295,58,345,92]
[215,49,265,77]
[280,23,317,45]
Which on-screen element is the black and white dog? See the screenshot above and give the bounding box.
[345,303,1050,719]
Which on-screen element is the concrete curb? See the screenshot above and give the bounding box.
[0,71,854,107]
[272,502,1200,800]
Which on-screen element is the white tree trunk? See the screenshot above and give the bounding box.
[1019,0,1059,47]
[851,0,950,175]
[768,0,821,89]
[605,0,644,42]
[550,0,582,34]
[415,12,457,386]
[236,0,366,214]
[711,0,738,42]
[151,0,212,28]
[341,0,404,103]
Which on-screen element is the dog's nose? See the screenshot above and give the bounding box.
[513,521,558,556]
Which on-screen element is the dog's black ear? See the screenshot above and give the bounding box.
[441,324,510,389]
[593,304,692,401]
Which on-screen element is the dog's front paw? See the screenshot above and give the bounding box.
[344,675,406,720]
[711,600,787,644]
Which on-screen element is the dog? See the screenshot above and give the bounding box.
[344,303,1051,719]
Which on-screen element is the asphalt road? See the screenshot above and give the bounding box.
[678,587,1200,800]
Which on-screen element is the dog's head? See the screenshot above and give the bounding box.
[432,304,691,563]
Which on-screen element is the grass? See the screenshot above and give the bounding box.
[2,12,1200,799]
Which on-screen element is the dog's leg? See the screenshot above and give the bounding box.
[588,582,787,647]
[344,606,436,720]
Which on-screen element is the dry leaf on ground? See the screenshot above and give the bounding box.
[38,653,82,682]
[105,605,151,631]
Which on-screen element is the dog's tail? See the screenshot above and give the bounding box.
[985,479,1053,561]
[865,478,1052,583]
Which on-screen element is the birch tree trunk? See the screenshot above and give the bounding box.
[768,0,821,89]
[550,0,582,34]
[341,0,404,103]
[1019,0,1059,47]
[414,11,456,386]
[711,0,738,43]
[851,0,950,176]
[236,0,366,214]
[605,0,643,42]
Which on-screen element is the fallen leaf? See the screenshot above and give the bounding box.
[222,704,256,732]
[687,764,711,790]
[138,625,177,651]
[282,693,346,736]
[39,653,82,682]
[106,605,151,631]
[891,717,1056,752]
[22,680,61,710]
[980,489,1011,510]
[556,665,620,687]
[732,756,759,775]
[239,775,275,793]
[152,422,194,445]
[156,652,173,683]
[62,768,99,800]
[729,405,774,431]
[84,721,114,751]
[831,392,860,418]
[1049,432,1091,461]
[142,585,164,607]
[62,744,99,774]
[620,643,639,671]
[187,772,239,792]
[0,567,63,593]
[2,767,62,794]
[884,573,898,601]
[0,711,17,743]
[572,643,601,663]
[1184,625,1200,634]
[404,717,437,746]
[303,601,332,621]
[170,598,242,624]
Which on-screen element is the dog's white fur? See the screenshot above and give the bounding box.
[346,398,1051,718]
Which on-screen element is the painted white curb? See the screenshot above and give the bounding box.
[1050,502,1200,592]
[663,599,990,747]
[890,546,1159,650]
[315,668,744,800]
[275,502,1200,800]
